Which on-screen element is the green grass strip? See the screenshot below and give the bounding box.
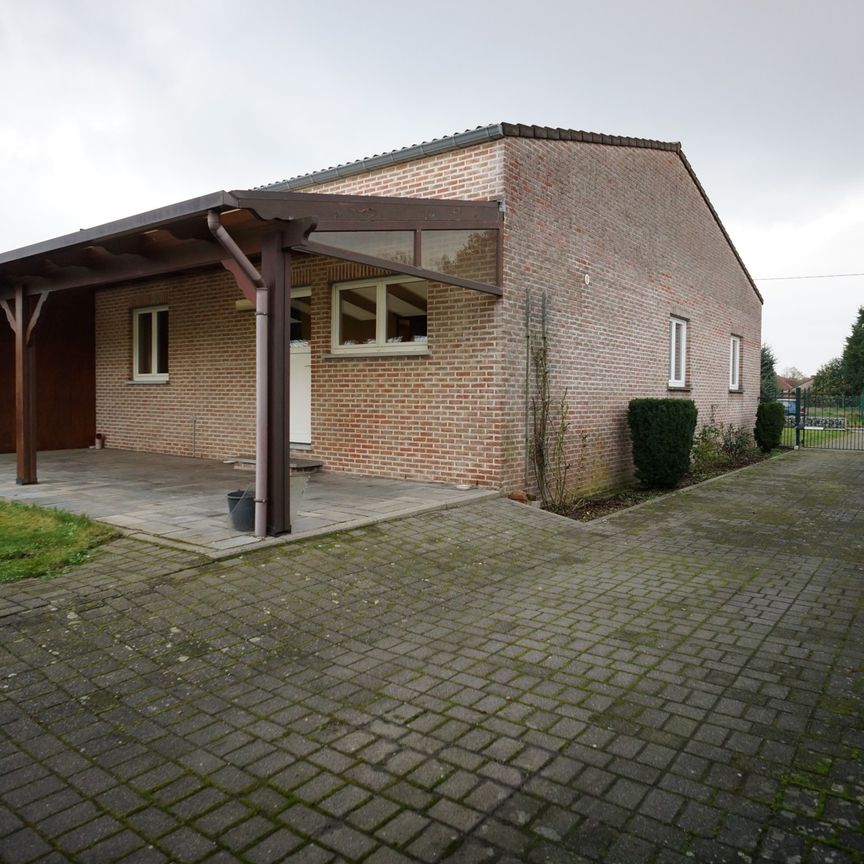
[0,500,118,583]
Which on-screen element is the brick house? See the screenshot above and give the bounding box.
[0,123,761,534]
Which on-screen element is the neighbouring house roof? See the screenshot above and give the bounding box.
[264,122,762,303]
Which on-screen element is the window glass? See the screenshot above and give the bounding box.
[385,282,428,343]
[137,312,152,376]
[333,278,429,353]
[156,309,169,374]
[420,230,497,284]
[290,295,312,343]
[312,231,414,265]
[730,336,741,389]
[338,285,377,345]
[669,317,687,387]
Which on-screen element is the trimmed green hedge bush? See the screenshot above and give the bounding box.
[628,398,698,488]
[754,401,785,452]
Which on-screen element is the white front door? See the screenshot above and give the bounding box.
[290,289,312,445]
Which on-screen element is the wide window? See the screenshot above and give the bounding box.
[332,277,428,354]
[133,306,169,381]
[669,317,687,388]
[729,335,741,390]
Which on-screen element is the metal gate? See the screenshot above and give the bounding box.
[780,387,864,450]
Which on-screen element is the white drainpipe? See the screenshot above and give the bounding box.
[207,211,268,538]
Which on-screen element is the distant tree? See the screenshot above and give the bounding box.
[760,345,779,401]
[812,357,846,396]
[781,365,805,382]
[840,306,864,395]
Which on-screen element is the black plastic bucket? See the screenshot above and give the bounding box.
[227,490,254,532]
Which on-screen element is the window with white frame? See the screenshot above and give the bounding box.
[332,276,428,354]
[668,316,687,388]
[133,306,169,381]
[729,335,741,390]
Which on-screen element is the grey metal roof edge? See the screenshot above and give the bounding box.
[0,191,237,265]
[261,123,682,192]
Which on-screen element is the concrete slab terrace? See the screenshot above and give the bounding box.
[0,449,497,557]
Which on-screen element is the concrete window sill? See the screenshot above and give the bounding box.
[323,350,430,360]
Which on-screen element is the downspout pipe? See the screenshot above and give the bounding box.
[207,210,268,538]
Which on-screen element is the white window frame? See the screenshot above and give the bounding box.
[331,276,428,356]
[132,305,169,382]
[729,334,741,390]
[668,316,687,388]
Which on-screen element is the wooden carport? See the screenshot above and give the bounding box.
[0,189,503,535]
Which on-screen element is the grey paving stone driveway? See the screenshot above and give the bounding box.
[1,450,863,864]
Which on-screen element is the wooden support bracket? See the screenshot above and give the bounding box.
[220,258,257,303]
[0,298,15,333]
[26,292,48,345]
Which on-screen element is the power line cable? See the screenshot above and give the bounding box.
[755,272,864,281]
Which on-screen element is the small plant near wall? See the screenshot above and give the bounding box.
[559,405,770,525]
[627,398,698,488]
[721,423,756,462]
[529,295,586,514]
[691,408,760,479]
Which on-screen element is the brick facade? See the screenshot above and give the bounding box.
[94,133,761,495]
[95,271,256,460]
[498,139,762,493]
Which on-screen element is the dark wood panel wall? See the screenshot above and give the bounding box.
[0,288,96,453]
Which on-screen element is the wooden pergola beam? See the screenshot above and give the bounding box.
[0,189,504,519]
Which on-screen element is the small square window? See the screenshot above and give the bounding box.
[332,277,428,354]
[133,306,169,381]
[669,317,687,388]
[729,335,741,390]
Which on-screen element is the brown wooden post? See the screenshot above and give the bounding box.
[14,287,37,484]
[261,232,292,535]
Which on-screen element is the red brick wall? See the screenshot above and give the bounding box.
[93,136,761,494]
[284,141,508,485]
[294,260,501,485]
[290,141,504,200]
[95,270,256,459]
[500,138,762,494]
[93,141,507,484]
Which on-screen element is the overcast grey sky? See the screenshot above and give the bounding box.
[1,0,861,375]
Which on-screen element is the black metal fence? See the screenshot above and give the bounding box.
[778,387,864,450]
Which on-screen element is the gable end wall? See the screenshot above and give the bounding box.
[501,138,762,494]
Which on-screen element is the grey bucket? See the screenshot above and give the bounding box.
[227,489,254,532]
